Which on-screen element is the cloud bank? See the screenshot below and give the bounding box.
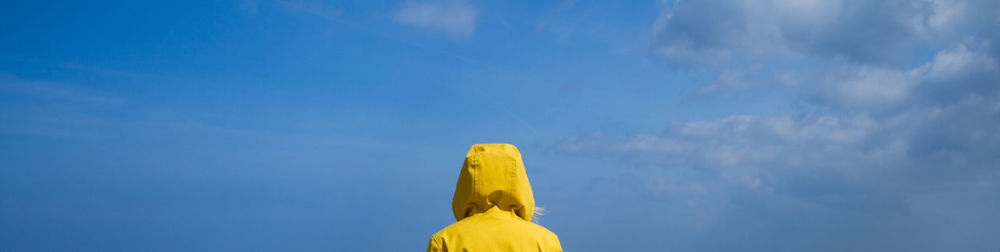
[560,0,1000,250]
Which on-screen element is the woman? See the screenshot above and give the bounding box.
[427,143,563,252]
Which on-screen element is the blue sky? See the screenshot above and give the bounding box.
[2,0,999,251]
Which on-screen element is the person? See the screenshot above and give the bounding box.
[426,143,563,252]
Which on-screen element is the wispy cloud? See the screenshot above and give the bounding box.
[0,73,128,137]
[392,0,478,39]
[278,0,342,20]
[0,73,126,107]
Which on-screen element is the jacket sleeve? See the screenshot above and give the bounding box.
[426,234,443,252]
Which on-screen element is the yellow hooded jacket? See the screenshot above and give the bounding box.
[427,144,562,252]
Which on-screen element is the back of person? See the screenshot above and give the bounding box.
[426,144,562,252]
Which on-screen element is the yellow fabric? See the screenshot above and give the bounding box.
[427,143,562,252]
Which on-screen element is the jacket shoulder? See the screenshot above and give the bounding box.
[426,232,445,252]
[431,215,562,251]
[527,222,562,249]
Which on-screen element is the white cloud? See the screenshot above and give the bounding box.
[797,44,1000,113]
[393,0,478,39]
[608,113,881,169]
[564,42,1000,180]
[652,0,997,65]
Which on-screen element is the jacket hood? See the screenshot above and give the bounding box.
[452,143,535,222]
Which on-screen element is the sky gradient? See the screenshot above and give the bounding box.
[2,0,999,251]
